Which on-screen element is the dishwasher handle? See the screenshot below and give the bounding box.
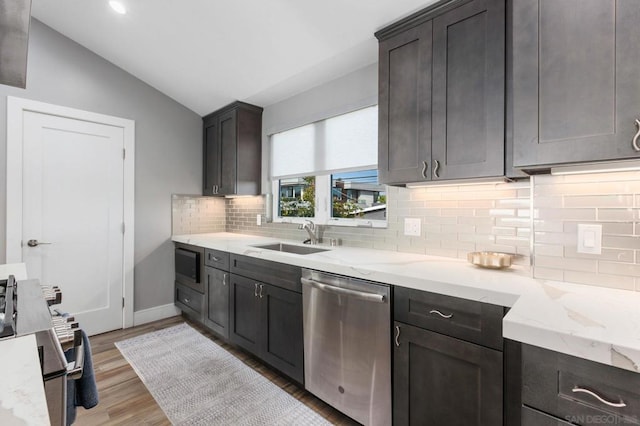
[301,277,386,303]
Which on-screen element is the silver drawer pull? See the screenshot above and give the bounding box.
[222,273,227,286]
[259,284,264,299]
[183,298,190,304]
[211,256,220,261]
[395,325,401,347]
[633,119,640,152]
[430,309,453,319]
[254,283,259,297]
[572,386,627,408]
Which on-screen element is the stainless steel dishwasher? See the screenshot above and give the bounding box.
[301,268,391,426]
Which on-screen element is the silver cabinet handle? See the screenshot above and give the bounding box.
[254,283,259,297]
[222,273,227,286]
[421,161,428,179]
[433,160,440,178]
[27,239,53,247]
[301,277,386,303]
[395,325,401,347]
[572,386,627,408]
[259,284,264,299]
[430,309,453,319]
[633,119,640,152]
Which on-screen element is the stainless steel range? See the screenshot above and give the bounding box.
[0,275,84,426]
[302,269,391,426]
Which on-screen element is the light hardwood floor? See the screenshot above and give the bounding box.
[75,315,357,425]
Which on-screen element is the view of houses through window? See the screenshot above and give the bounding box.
[278,176,315,217]
[277,170,386,221]
[331,170,386,220]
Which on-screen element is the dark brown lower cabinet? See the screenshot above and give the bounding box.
[522,406,571,426]
[229,273,304,384]
[522,344,640,425]
[204,266,229,339]
[394,321,503,426]
[229,274,261,354]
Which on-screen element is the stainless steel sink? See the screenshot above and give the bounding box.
[252,243,329,255]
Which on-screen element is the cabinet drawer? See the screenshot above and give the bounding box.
[175,283,204,316]
[205,249,229,270]
[523,344,640,425]
[394,286,503,350]
[522,406,571,426]
[230,254,301,293]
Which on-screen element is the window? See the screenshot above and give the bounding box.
[270,106,386,227]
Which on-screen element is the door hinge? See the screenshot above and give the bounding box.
[121,222,125,234]
[123,148,126,160]
[122,297,125,308]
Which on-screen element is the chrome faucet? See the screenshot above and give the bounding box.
[300,220,319,245]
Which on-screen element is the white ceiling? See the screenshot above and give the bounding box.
[31,0,436,116]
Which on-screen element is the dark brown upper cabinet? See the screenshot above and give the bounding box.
[512,0,640,170]
[376,0,506,185]
[203,101,263,196]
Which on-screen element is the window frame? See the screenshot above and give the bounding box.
[269,105,386,228]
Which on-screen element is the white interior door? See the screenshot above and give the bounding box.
[21,111,125,336]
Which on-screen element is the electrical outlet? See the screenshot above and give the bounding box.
[256,214,262,226]
[404,218,421,237]
[577,224,602,254]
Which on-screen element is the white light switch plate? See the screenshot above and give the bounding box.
[577,224,602,254]
[404,218,421,237]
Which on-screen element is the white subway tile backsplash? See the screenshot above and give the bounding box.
[597,208,635,221]
[171,170,640,293]
[171,194,225,235]
[564,195,634,208]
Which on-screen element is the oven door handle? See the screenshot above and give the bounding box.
[301,277,386,303]
[66,335,85,380]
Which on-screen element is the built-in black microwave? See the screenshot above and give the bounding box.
[175,248,200,287]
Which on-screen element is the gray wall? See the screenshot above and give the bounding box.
[0,20,202,311]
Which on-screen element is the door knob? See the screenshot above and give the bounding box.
[26,239,52,247]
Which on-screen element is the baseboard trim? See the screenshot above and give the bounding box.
[133,303,181,327]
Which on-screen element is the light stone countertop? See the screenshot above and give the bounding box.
[0,335,51,426]
[0,263,28,281]
[173,232,640,373]
[0,263,51,426]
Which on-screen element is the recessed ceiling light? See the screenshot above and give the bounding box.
[109,1,127,14]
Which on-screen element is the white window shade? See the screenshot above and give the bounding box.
[271,106,378,179]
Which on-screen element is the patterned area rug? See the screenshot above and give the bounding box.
[115,323,331,425]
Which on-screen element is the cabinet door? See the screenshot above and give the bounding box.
[522,407,572,426]
[218,109,237,196]
[513,0,640,168]
[205,266,229,339]
[203,119,220,195]
[260,284,304,384]
[229,274,260,355]
[431,0,505,180]
[378,21,432,185]
[394,322,503,426]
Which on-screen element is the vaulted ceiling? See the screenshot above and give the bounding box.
[31,0,435,115]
